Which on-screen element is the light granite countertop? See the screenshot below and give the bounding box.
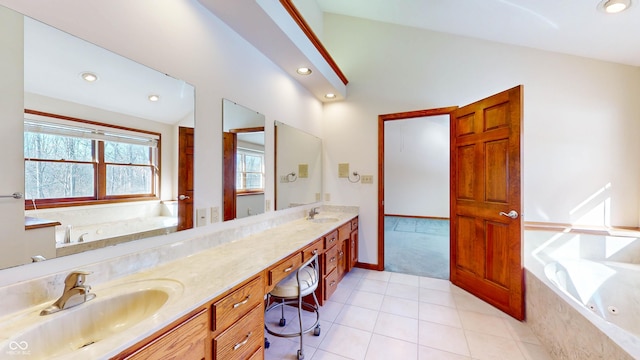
[0,210,358,359]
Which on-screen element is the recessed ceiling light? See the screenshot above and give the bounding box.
[148,94,160,102]
[598,0,631,13]
[324,93,336,99]
[296,67,312,75]
[80,72,98,82]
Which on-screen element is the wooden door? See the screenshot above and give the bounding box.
[222,131,237,221]
[178,127,194,231]
[450,85,523,320]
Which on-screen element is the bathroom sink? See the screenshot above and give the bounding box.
[310,217,340,223]
[0,278,183,359]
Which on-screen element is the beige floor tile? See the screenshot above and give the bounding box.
[346,290,385,311]
[453,292,506,317]
[386,282,420,301]
[389,272,420,286]
[380,295,420,318]
[364,334,418,360]
[465,330,526,360]
[418,321,470,357]
[419,287,457,307]
[362,270,391,282]
[335,304,379,332]
[419,276,453,292]
[458,310,512,338]
[311,349,352,360]
[319,300,344,323]
[355,278,389,294]
[318,323,372,360]
[373,311,419,343]
[503,317,542,344]
[265,332,317,360]
[419,302,462,328]
[419,346,473,360]
[329,284,353,303]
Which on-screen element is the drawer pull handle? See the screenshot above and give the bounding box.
[233,295,251,308]
[330,238,336,243]
[312,249,318,254]
[329,257,336,263]
[284,266,294,273]
[329,281,336,287]
[233,332,252,350]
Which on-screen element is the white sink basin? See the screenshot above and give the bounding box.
[310,217,340,224]
[0,278,183,359]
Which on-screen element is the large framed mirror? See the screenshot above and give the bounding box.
[274,121,322,210]
[1,7,195,269]
[222,99,266,221]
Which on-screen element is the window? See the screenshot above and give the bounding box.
[236,148,264,193]
[24,110,160,209]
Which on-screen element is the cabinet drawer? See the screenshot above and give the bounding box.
[213,304,263,360]
[324,268,339,301]
[246,346,264,360]
[323,230,338,249]
[212,276,263,332]
[302,238,323,262]
[268,252,303,288]
[323,245,338,275]
[125,308,208,360]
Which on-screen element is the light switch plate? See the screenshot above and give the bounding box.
[338,163,349,178]
[299,164,309,178]
[197,208,207,227]
[210,206,219,223]
[324,193,331,201]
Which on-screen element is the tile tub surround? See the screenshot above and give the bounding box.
[0,206,357,358]
[525,230,640,359]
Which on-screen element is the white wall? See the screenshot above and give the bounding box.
[0,0,323,269]
[384,115,450,218]
[322,14,640,266]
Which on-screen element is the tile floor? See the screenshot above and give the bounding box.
[264,268,552,360]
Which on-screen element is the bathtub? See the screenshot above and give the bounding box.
[525,230,640,359]
[545,259,640,338]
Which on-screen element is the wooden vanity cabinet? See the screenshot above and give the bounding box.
[349,217,359,271]
[114,307,210,360]
[337,222,351,280]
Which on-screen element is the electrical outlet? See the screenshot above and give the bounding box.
[324,193,331,201]
[361,175,374,184]
[265,199,271,211]
[196,208,207,227]
[280,175,288,183]
[315,193,321,201]
[338,163,349,178]
[210,206,219,223]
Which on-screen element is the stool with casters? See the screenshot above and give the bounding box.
[264,252,321,360]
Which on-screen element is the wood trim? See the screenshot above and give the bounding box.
[25,216,61,230]
[25,109,161,137]
[524,221,640,236]
[385,214,449,220]
[229,126,265,133]
[25,196,159,210]
[377,107,458,271]
[354,262,378,271]
[279,0,349,86]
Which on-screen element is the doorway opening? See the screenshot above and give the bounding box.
[383,114,452,279]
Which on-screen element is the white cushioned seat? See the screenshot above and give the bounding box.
[270,265,318,298]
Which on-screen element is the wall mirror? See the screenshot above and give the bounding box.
[275,121,322,210]
[222,99,266,221]
[9,7,195,268]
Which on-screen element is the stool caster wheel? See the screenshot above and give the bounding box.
[279,318,286,327]
[313,325,321,336]
[264,338,270,349]
[297,349,304,360]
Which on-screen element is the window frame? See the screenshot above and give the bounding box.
[236,147,265,195]
[24,109,161,210]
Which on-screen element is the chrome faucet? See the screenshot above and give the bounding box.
[308,207,320,219]
[63,225,72,244]
[40,270,96,316]
[78,233,89,242]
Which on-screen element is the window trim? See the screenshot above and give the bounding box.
[24,109,161,210]
[236,147,265,195]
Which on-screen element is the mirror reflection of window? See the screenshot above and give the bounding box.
[24,111,160,208]
[236,148,264,192]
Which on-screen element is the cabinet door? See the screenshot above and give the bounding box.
[349,229,358,271]
[337,239,347,280]
[124,308,209,360]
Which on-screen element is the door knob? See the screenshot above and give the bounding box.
[178,194,190,200]
[499,210,519,219]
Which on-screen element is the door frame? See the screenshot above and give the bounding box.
[376,107,459,270]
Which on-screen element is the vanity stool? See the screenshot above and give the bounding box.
[264,252,321,360]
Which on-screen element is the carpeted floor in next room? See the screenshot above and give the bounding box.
[384,216,450,280]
